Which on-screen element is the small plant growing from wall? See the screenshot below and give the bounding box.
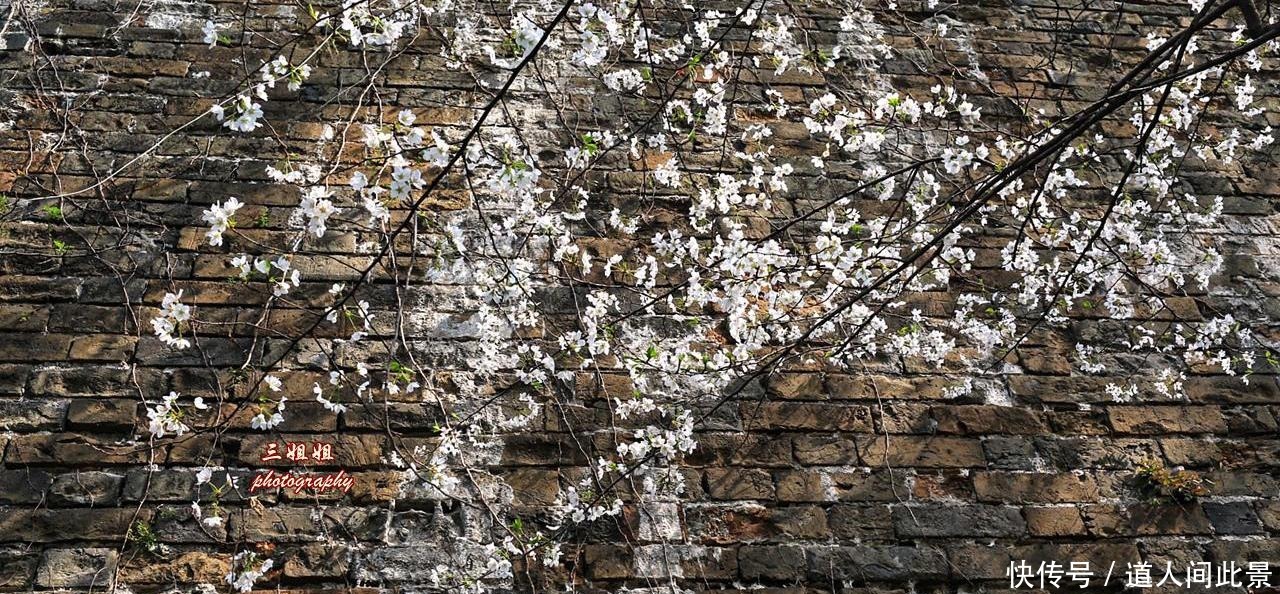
[128,520,161,555]
[1132,460,1210,504]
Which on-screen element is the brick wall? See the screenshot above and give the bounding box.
[0,0,1278,592]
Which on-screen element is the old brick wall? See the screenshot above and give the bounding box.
[0,0,1278,592]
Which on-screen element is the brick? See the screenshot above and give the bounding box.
[499,434,588,466]
[827,504,893,539]
[746,402,872,431]
[1007,376,1117,404]
[583,545,632,579]
[1108,406,1229,434]
[503,468,560,507]
[686,503,768,543]
[47,471,124,506]
[974,472,1103,503]
[1025,506,1087,536]
[0,364,31,395]
[1015,347,1072,374]
[29,365,161,398]
[982,435,1038,469]
[928,405,1047,434]
[806,545,949,581]
[766,506,828,540]
[705,468,775,500]
[1183,375,1279,403]
[892,504,1026,537]
[0,334,71,362]
[688,433,794,467]
[738,545,805,581]
[763,373,825,399]
[228,507,385,542]
[1082,503,1214,536]
[0,399,66,431]
[282,544,351,578]
[68,335,136,361]
[1160,437,1222,466]
[353,545,452,582]
[5,433,151,465]
[673,544,738,579]
[0,548,38,589]
[911,470,972,500]
[829,470,908,502]
[65,399,138,429]
[774,470,826,502]
[826,374,952,400]
[1,3,1279,593]
[0,508,145,543]
[119,551,229,584]
[793,435,858,465]
[858,436,985,468]
[35,548,117,589]
[1203,501,1265,535]
[225,401,338,432]
[343,402,443,431]
[0,469,52,504]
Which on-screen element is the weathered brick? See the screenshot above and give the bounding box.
[1160,437,1222,467]
[829,469,908,502]
[688,433,794,467]
[68,335,136,361]
[0,334,71,362]
[500,434,588,466]
[892,504,1026,537]
[746,402,872,431]
[0,469,52,504]
[0,548,38,589]
[0,3,1277,592]
[827,504,893,539]
[35,548,117,589]
[1108,406,1229,434]
[929,405,1048,434]
[47,471,124,506]
[0,399,66,431]
[806,545,949,582]
[583,545,632,579]
[282,544,351,578]
[5,433,151,465]
[705,468,775,500]
[826,374,952,400]
[119,551,229,584]
[1025,506,1087,536]
[738,545,805,581]
[0,364,31,395]
[858,436,985,468]
[1081,503,1214,536]
[0,508,146,542]
[1202,501,1264,535]
[1184,375,1279,403]
[29,365,161,398]
[65,399,137,429]
[763,373,825,399]
[974,472,1103,503]
[793,435,858,465]
[228,507,385,542]
[773,470,827,503]
[503,468,560,507]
